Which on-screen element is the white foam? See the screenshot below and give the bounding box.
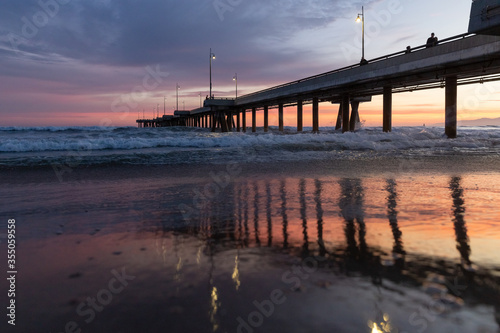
[1,126,500,166]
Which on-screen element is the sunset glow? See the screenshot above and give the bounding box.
[2,1,496,127]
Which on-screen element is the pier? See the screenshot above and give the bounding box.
[137,1,500,138]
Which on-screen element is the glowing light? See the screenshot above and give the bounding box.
[371,323,383,333]
[210,286,219,332]
[232,255,241,290]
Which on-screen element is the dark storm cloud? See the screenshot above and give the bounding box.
[0,0,370,68]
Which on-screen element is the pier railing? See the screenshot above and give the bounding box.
[238,33,474,100]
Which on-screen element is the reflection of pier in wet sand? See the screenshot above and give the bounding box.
[162,175,500,324]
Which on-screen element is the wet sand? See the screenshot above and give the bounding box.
[1,155,500,333]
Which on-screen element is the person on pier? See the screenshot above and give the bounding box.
[426,33,438,48]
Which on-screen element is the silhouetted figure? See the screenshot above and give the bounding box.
[426,33,438,48]
[405,46,411,54]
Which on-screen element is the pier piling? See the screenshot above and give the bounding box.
[341,94,350,133]
[279,104,284,132]
[297,100,303,132]
[264,106,269,132]
[383,86,392,133]
[252,107,257,132]
[445,76,458,138]
[312,97,319,133]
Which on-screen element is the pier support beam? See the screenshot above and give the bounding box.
[335,104,342,130]
[237,111,241,132]
[279,104,284,132]
[312,97,319,133]
[242,109,247,132]
[383,86,392,132]
[341,94,350,133]
[252,107,257,132]
[227,112,232,131]
[445,76,458,139]
[264,106,269,132]
[220,112,228,132]
[297,100,303,132]
[211,113,216,132]
[349,101,359,132]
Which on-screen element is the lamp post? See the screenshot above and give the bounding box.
[199,92,202,108]
[209,48,216,98]
[356,6,365,63]
[233,73,238,99]
[176,83,180,111]
[163,96,166,115]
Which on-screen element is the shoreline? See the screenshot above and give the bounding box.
[2,154,500,185]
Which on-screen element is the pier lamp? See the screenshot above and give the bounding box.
[163,96,166,115]
[233,73,238,99]
[176,83,180,111]
[356,6,366,64]
[210,48,216,98]
[199,92,202,108]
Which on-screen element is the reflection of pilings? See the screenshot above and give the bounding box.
[243,182,250,247]
[450,176,471,267]
[386,179,405,257]
[227,182,236,243]
[236,183,243,242]
[299,179,309,254]
[280,179,289,249]
[253,183,261,246]
[339,178,366,260]
[314,179,327,256]
[266,182,273,247]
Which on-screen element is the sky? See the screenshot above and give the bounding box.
[0,0,498,127]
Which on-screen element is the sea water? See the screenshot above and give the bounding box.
[1,125,500,167]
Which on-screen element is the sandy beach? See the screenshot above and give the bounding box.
[1,153,500,333]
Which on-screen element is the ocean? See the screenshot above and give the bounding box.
[2,125,500,168]
[1,125,500,333]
